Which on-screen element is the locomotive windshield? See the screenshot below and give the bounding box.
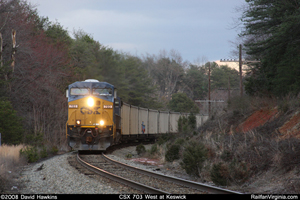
[93,88,112,96]
[70,88,90,96]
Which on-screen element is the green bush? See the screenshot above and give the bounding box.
[210,160,249,186]
[51,146,59,154]
[178,114,196,133]
[136,144,146,155]
[210,162,230,186]
[157,133,173,145]
[165,144,180,162]
[149,144,158,155]
[227,96,252,117]
[0,99,23,145]
[188,113,196,129]
[175,138,185,145]
[178,116,187,132]
[168,93,200,113]
[220,150,233,162]
[20,146,39,163]
[40,146,48,158]
[126,153,133,158]
[180,141,207,177]
[230,161,249,184]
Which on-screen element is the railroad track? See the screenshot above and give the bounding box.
[74,153,242,194]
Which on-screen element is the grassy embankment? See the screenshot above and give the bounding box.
[0,144,27,192]
[142,95,300,193]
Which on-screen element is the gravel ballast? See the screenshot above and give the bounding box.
[17,145,163,194]
[19,153,118,194]
[16,145,202,194]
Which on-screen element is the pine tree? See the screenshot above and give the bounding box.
[0,100,23,145]
[240,0,300,96]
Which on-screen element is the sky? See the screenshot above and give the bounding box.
[26,0,245,64]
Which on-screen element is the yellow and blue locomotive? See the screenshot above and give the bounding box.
[66,79,121,150]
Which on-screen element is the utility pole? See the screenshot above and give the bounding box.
[220,44,260,97]
[239,44,243,96]
[228,76,230,100]
[208,62,211,117]
[0,32,6,81]
[11,29,16,72]
[0,33,2,68]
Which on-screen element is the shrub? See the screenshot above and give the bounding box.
[51,146,59,154]
[178,114,196,133]
[220,150,233,162]
[136,144,146,155]
[279,138,300,172]
[165,144,180,162]
[227,95,252,117]
[188,113,196,129]
[168,93,200,113]
[40,146,48,159]
[210,162,230,186]
[149,144,158,155]
[157,133,173,145]
[0,100,23,145]
[126,153,133,158]
[210,160,249,186]
[178,116,183,132]
[180,141,207,177]
[20,146,39,163]
[278,94,299,114]
[230,161,249,184]
[175,138,185,146]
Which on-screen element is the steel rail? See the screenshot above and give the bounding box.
[76,153,169,194]
[102,153,242,194]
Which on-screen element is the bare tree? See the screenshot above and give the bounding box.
[0,0,73,148]
[143,49,187,104]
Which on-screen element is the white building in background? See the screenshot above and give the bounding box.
[214,60,250,75]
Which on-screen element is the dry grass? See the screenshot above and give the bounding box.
[0,144,27,192]
[0,144,26,173]
[194,94,300,193]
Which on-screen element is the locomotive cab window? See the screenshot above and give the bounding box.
[93,88,112,96]
[70,88,90,96]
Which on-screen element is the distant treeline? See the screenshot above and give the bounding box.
[0,0,241,145]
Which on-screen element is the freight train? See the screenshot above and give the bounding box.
[66,79,208,151]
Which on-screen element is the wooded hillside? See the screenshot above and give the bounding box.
[0,0,240,146]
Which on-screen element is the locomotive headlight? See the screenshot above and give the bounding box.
[100,120,105,126]
[87,97,94,107]
[76,120,81,125]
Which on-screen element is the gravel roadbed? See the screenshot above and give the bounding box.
[18,153,118,194]
[16,145,194,194]
[17,145,161,194]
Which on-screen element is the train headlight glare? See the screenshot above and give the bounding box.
[100,120,104,126]
[76,120,81,125]
[87,97,94,107]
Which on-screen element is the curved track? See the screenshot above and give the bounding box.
[76,153,167,194]
[76,153,242,194]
